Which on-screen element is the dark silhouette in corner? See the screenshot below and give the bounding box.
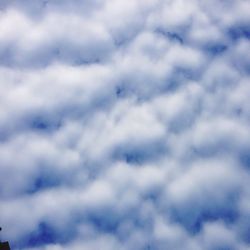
[0,228,11,250]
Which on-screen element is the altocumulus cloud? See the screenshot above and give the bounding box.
[0,0,250,249]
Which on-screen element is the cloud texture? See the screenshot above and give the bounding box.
[0,0,250,249]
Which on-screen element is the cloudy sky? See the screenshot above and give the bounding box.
[0,0,250,249]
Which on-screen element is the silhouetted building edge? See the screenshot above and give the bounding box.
[0,241,11,250]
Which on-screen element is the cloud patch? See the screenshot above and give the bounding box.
[0,0,250,249]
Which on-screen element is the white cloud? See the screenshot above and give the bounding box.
[0,0,250,249]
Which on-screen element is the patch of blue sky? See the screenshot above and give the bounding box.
[228,25,250,41]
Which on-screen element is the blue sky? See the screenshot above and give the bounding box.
[0,0,250,249]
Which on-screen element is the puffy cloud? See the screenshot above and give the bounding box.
[0,0,250,249]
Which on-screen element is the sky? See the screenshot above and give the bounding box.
[0,0,250,249]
